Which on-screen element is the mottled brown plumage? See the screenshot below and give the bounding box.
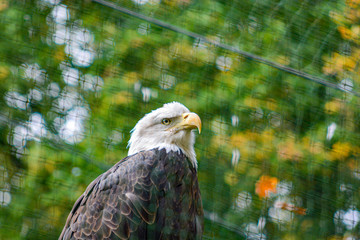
[59,148,203,240]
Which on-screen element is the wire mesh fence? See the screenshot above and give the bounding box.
[1,0,360,239]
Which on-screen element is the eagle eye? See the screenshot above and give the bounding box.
[161,118,171,125]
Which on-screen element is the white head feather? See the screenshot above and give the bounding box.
[128,102,200,168]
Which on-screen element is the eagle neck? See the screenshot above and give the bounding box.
[128,130,198,169]
[128,142,197,169]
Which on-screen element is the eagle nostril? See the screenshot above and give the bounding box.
[184,114,189,119]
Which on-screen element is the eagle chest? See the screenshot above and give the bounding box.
[60,149,203,240]
[151,150,201,239]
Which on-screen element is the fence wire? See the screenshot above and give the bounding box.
[94,0,360,97]
[1,0,360,239]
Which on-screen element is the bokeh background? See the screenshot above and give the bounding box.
[1,0,360,239]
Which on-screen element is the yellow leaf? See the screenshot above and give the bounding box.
[277,139,303,161]
[330,142,352,160]
[244,97,260,108]
[261,129,275,146]
[347,0,360,8]
[154,48,171,67]
[0,65,10,80]
[230,133,248,147]
[224,172,239,186]
[276,55,290,65]
[266,99,278,111]
[123,72,139,84]
[0,0,8,11]
[325,99,341,113]
[113,91,132,105]
[54,47,65,61]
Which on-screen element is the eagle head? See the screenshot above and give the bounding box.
[128,102,201,168]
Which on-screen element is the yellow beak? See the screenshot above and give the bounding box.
[178,112,202,134]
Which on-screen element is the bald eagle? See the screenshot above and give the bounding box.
[59,102,203,240]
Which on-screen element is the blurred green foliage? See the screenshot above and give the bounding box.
[0,0,360,239]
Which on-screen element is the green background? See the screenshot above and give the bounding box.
[1,0,360,239]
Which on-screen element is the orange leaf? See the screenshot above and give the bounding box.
[255,175,278,198]
[276,201,307,215]
[338,26,352,40]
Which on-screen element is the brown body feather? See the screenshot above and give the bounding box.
[59,148,203,240]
